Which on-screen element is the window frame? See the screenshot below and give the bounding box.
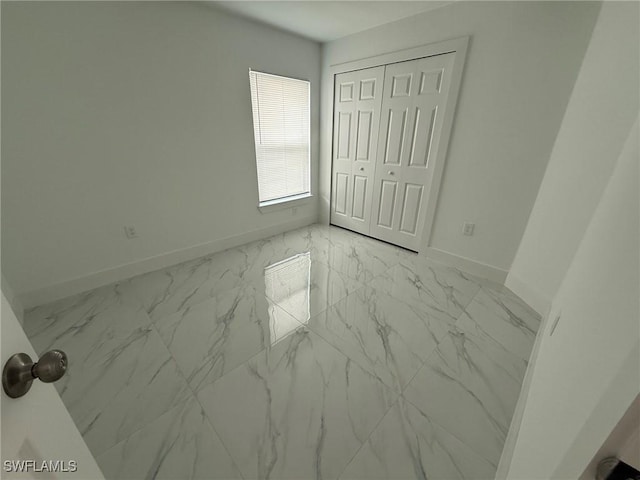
[249,69,312,210]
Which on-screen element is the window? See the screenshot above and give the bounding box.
[249,70,310,206]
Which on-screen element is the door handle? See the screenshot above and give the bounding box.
[388,171,395,175]
[596,456,640,479]
[359,167,364,171]
[2,350,68,398]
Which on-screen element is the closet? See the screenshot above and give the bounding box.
[330,52,457,251]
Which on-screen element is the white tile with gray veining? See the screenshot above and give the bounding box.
[306,285,451,393]
[403,305,536,465]
[155,283,301,392]
[23,284,191,456]
[96,397,242,479]
[463,285,541,362]
[340,396,496,480]
[265,256,366,323]
[454,310,531,385]
[22,281,143,341]
[128,249,251,322]
[369,256,482,326]
[197,327,397,480]
[23,224,541,480]
[293,226,404,284]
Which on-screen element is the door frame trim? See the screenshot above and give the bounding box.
[326,36,469,254]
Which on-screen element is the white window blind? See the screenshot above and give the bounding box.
[249,70,310,204]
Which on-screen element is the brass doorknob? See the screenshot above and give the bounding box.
[2,350,68,398]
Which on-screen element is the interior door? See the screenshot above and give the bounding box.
[1,293,104,479]
[369,53,456,251]
[330,66,384,235]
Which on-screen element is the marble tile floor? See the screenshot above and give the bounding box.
[23,224,541,480]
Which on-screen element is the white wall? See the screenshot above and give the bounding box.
[506,1,639,313]
[0,274,23,324]
[1,2,320,304]
[320,1,600,275]
[504,112,639,479]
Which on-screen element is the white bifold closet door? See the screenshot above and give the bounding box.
[331,53,456,251]
[330,66,384,236]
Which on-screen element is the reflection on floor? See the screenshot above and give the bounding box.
[23,224,541,480]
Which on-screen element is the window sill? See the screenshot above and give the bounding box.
[258,193,313,213]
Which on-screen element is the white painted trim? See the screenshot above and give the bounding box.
[495,276,553,479]
[328,36,468,73]
[325,37,470,255]
[19,215,317,309]
[423,246,508,284]
[420,39,469,250]
[504,273,552,317]
[495,304,552,479]
[258,194,314,213]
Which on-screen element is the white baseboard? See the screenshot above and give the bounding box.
[19,215,317,309]
[494,305,551,479]
[504,273,552,316]
[495,277,553,478]
[423,246,509,284]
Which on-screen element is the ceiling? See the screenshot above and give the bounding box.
[209,1,454,43]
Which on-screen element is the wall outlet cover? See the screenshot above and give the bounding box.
[124,226,138,239]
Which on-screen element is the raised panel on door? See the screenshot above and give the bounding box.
[370,53,456,251]
[333,173,349,215]
[330,66,384,235]
[382,108,409,166]
[351,175,368,221]
[391,73,413,98]
[336,112,352,160]
[399,183,424,235]
[408,106,437,168]
[418,68,444,95]
[376,179,398,229]
[339,81,355,102]
[355,111,373,160]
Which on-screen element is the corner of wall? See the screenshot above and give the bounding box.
[1,273,24,323]
[504,272,552,317]
[424,246,508,285]
[494,303,552,479]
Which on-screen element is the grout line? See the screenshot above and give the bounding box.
[400,393,500,472]
[191,390,247,480]
[46,223,516,478]
[400,389,500,470]
[144,302,248,479]
[400,335,505,470]
[122,281,248,478]
[335,396,401,480]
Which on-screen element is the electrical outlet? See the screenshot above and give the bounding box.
[462,222,475,236]
[123,225,138,239]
